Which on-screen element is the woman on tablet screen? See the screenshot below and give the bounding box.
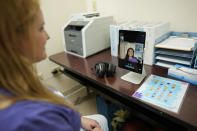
[125,48,139,63]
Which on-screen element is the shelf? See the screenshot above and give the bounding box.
[194,58,197,69]
[154,31,197,69]
[156,55,191,65]
[155,49,193,58]
[155,60,175,68]
[155,36,197,51]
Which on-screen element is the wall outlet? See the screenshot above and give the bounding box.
[38,72,44,80]
[51,66,62,75]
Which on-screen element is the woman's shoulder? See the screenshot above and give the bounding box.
[0,100,81,131]
[1,100,77,116]
[13,100,75,114]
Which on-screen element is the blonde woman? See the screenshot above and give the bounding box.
[0,0,108,131]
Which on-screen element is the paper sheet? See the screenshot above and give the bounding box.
[132,75,188,113]
[155,36,197,51]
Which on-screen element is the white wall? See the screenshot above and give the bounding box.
[37,0,197,79]
[90,0,197,32]
[36,0,86,79]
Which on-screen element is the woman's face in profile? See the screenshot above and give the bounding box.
[22,9,50,63]
[128,49,133,57]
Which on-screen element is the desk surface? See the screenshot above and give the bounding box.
[49,49,197,130]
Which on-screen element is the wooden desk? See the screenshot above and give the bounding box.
[49,49,197,130]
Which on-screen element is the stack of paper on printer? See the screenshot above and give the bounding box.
[155,36,197,51]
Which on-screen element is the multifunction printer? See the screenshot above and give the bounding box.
[62,12,113,58]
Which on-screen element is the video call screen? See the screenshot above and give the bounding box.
[118,30,146,74]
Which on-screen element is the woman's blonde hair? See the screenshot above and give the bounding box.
[0,0,72,108]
